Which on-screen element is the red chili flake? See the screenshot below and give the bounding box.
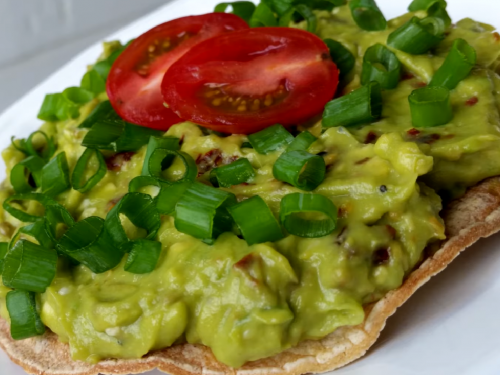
[234,254,254,269]
[106,196,124,212]
[106,152,135,172]
[493,32,500,42]
[365,131,378,144]
[412,81,427,89]
[401,72,415,81]
[415,133,441,144]
[372,248,390,266]
[465,97,479,106]
[407,128,421,137]
[386,225,397,239]
[355,157,371,165]
[179,135,185,145]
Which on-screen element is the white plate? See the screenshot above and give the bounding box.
[1,1,500,374]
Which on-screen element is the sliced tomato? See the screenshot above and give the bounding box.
[106,13,249,131]
[161,28,339,134]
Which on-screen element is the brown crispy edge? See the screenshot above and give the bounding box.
[1,177,500,375]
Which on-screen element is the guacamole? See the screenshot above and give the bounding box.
[0,3,499,369]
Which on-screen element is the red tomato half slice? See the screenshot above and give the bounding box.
[107,13,249,131]
[161,28,339,134]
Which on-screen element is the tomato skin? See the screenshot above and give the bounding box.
[107,13,249,131]
[162,28,339,134]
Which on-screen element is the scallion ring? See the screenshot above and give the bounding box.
[248,124,294,155]
[279,4,317,33]
[155,181,193,216]
[124,239,162,274]
[387,16,445,55]
[228,196,283,245]
[273,151,326,191]
[142,136,180,176]
[11,220,55,250]
[361,44,401,89]
[10,156,46,193]
[25,131,56,161]
[148,149,197,184]
[41,152,71,197]
[280,193,337,238]
[349,0,387,31]
[45,204,75,242]
[408,0,447,12]
[71,148,107,193]
[249,2,278,27]
[287,131,317,152]
[210,159,255,188]
[78,100,120,129]
[408,86,453,127]
[214,1,256,22]
[6,290,46,340]
[324,39,355,81]
[3,193,57,223]
[429,38,477,90]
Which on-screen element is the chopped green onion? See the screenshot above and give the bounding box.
[429,38,477,90]
[387,16,445,55]
[279,4,317,33]
[6,290,45,340]
[323,82,383,128]
[155,181,192,216]
[241,142,253,149]
[324,39,355,81]
[3,193,56,223]
[82,119,164,152]
[62,87,94,105]
[45,204,75,242]
[14,220,55,250]
[92,61,112,81]
[79,100,120,129]
[129,176,161,194]
[10,156,46,193]
[2,240,57,293]
[25,131,56,160]
[280,193,337,237]
[248,124,294,154]
[287,131,317,152]
[81,69,106,95]
[41,152,71,197]
[72,148,107,193]
[105,193,161,251]
[349,0,387,31]
[273,150,326,191]
[409,86,453,127]
[214,2,257,22]
[427,2,451,28]
[210,159,255,188]
[0,242,8,275]
[148,150,197,184]
[38,93,78,122]
[361,44,402,89]
[11,137,28,154]
[57,216,124,273]
[142,136,180,176]
[175,182,236,241]
[228,196,283,245]
[124,239,162,274]
[261,0,293,15]
[249,2,278,27]
[408,0,446,11]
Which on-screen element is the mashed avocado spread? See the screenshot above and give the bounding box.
[0,3,499,369]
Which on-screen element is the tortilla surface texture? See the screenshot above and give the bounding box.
[1,177,500,375]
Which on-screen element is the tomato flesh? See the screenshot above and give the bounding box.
[106,13,249,131]
[162,28,339,134]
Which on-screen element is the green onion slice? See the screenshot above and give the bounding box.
[3,193,57,223]
[429,38,477,90]
[12,220,55,250]
[38,93,78,122]
[322,82,383,128]
[124,239,162,274]
[361,44,401,89]
[129,176,161,194]
[105,193,161,251]
[409,86,453,127]
[228,195,283,245]
[287,131,318,152]
[427,2,451,28]
[25,131,56,161]
[10,156,46,193]
[2,239,58,293]
[148,150,197,184]
[248,124,294,154]
[156,181,192,216]
[214,1,256,22]
[79,100,120,129]
[280,193,337,238]
[41,152,71,197]
[72,148,107,193]
[175,182,236,241]
[279,4,317,33]
[387,16,445,55]
[210,159,255,188]
[349,0,387,31]
[408,0,446,12]
[45,204,75,242]
[249,2,278,27]
[6,290,45,340]
[81,69,106,95]
[142,136,180,176]
[273,150,326,191]
[324,39,355,81]
[82,119,164,152]
[62,87,94,105]
[57,216,124,273]
[0,242,9,275]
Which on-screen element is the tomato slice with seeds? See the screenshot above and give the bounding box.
[106,13,249,131]
[161,28,339,134]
